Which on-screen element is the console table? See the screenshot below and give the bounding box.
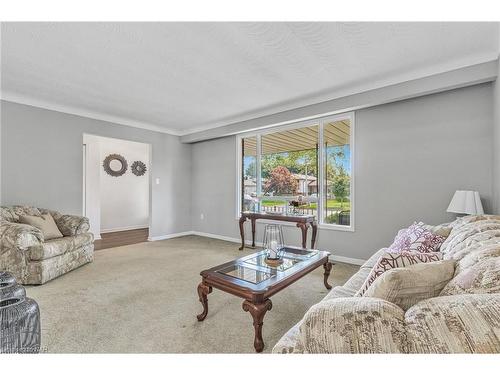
[238,211,317,250]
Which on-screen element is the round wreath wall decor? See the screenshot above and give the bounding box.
[131,161,147,176]
[103,154,128,177]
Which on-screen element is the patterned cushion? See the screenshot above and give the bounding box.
[441,219,500,256]
[440,257,500,296]
[423,223,452,238]
[29,233,94,261]
[356,250,443,296]
[11,206,42,221]
[25,244,94,284]
[363,260,455,310]
[29,237,74,261]
[0,221,43,251]
[0,207,18,222]
[387,222,447,254]
[295,297,407,353]
[387,223,423,253]
[405,294,500,353]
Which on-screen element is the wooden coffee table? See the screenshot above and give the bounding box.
[196,247,332,352]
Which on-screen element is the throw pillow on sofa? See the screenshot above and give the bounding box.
[387,222,448,254]
[363,260,456,310]
[440,256,500,296]
[19,213,63,240]
[356,250,443,296]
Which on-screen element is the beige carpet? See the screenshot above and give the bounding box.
[25,236,359,353]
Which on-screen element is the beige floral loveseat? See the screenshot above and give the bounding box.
[0,206,94,284]
[273,215,500,354]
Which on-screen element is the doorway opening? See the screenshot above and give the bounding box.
[83,134,152,249]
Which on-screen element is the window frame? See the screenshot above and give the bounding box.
[236,111,355,232]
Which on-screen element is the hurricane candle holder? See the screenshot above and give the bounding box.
[263,224,285,264]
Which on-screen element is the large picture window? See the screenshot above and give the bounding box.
[238,112,354,230]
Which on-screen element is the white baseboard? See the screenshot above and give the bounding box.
[101,225,149,234]
[191,231,262,246]
[148,231,194,241]
[330,254,366,266]
[147,230,366,266]
[191,231,366,266]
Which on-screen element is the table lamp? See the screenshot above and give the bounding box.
[446,190,484,215]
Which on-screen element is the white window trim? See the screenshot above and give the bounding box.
[235,111,355,232]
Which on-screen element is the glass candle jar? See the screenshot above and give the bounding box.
[263,224,285,259]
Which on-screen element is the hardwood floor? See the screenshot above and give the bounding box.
[94,228,149,250]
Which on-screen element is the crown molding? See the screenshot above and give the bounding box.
[177,55,500,138]
[181,58,499,143]
[2,57,498,140]
[0,91,184,136]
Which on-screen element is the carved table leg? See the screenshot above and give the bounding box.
[242,299,273,353]
[238,216,246,250]
[310,220,318,249]
[196,282,213,321]
[251,218,256,248]
[297,222,308,248]
[323,261,333,290]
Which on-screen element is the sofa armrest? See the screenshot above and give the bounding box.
[55,214,90,236]
[295,297,408,353]
[40,209,90,236]
[0,220,43,252]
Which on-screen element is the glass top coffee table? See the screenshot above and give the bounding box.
[196,246,332,352]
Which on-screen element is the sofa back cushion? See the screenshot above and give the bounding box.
[0,206,42,223]
[363,260,455,310]
[19,214,63,240]
[440,217,500,257]
[0,207,17,222]
[440,255,500,296]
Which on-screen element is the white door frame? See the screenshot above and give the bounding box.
[82,133,153,239]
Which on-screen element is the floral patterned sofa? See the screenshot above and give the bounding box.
[273,215,500,354]
[0,206,94,284]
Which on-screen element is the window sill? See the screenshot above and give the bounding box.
[318,223,355,232]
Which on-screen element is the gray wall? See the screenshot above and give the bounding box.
[1,83,494,260]
[493,75,500,214]
[191,84,494,261]
[0,101,192,237]
[493,54,500,213]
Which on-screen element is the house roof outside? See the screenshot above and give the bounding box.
[243,173,317,187]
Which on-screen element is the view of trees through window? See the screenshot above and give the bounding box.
[241,116,352,227]
[323,120,351,225]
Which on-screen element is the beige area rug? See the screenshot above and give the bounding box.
[25,236,359,353]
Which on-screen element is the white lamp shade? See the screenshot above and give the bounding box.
[447,190,484,215]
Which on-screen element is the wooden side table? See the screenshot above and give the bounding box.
[238,212,317,250]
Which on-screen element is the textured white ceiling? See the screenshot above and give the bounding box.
[1,22,498,135]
